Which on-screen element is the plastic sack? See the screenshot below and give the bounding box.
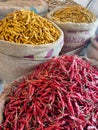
[0,0,48,17]
[0,22,64,86]
[47,6,98,53]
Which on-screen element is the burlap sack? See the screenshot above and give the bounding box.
[47,6,98,53]
[87,36,98,60]
[0,56,98,124]
[0,22,64,86]
[0,0,48,17]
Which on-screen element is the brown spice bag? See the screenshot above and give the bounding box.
[47,6,98,53]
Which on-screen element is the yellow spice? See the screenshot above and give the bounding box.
[0,10,60,45]
[52,5,96,23]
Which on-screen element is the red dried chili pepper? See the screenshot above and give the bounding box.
[0,55,98,130]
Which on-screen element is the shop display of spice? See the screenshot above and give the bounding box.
[52,5,96,23]
[0,10,60,45]
[0,55,98,130]
[0,0,98,130]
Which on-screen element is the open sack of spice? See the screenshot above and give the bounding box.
[0,55,98,130]
[0,0,48,17]
[0,10,64,86]
[47,5,98,54]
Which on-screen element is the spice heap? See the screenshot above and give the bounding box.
[52,5,96,23]
[0,55,98,130]
[0,10,60,45]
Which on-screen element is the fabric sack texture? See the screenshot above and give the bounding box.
[47,6,98,53]
[0,22,64,86]
[87,36,98,60]
[0,0,48,17]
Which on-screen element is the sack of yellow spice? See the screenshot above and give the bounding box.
[47,5,98,54]
[0,0,48,18]
[0,10,64,86]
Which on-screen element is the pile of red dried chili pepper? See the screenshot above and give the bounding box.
[0,55,98,130]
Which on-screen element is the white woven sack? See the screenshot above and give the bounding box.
[87,36,98,60]
[0,23,64,86]
[0,0,48,17]
[47,6,98,53]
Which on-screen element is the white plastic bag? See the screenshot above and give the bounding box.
[47,6,98,53]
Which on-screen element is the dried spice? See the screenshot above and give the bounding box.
[0,10,60,45]
[52,5,96,23]
[0,55,98,130]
